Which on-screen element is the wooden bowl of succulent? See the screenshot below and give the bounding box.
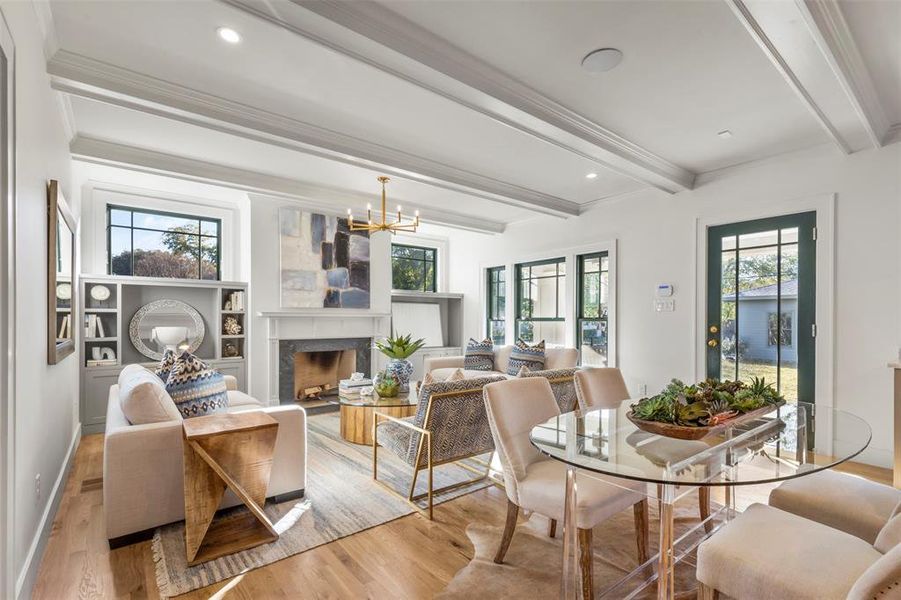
[626,377,786,441]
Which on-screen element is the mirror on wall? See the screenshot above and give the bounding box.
[48,180,77,364]
[128,299,205,360]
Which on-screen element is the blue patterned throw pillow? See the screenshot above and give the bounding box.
[464,338,494,371]
[154,349,177,382]
[507,339,546,376]
[165,352,229,419]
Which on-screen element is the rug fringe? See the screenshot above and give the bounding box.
[151,529,172,600]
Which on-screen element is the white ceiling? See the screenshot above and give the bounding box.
[45,0,900,233]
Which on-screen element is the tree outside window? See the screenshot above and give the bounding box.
[108,205,220,280]
[391,244,437,292]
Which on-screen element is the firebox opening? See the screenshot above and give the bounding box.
[293,349,357,400]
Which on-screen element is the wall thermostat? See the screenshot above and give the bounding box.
[656,283,674,297]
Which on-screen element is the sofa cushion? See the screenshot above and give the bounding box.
[226,390,263,409]
[154,349,177,381]
[165,352,229,419]
[506,339,546,376]
[117,364,182,425]
[464,338,495,371]
[431,367,506,381]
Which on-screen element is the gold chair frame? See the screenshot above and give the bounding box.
[372,386,494,520]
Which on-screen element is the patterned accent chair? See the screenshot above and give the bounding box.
[373,375,505,519]
[519,367,580,413]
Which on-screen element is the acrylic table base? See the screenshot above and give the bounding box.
[560,468,735,600]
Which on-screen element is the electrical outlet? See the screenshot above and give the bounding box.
[34,474,41,501]
[638,383,648,396]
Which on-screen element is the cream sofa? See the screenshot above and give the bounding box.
[104,371,306,546]
[423,344,579,379]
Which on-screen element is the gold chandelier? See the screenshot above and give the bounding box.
[347,176,419,234]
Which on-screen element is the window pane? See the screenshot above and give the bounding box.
[110,208,131,226]
[739,229,778,249]
[531,277,558,318]
[522,321,564,346]
[519,279,532,318]
[392,257,424,290]
[582,272,600,318]
[110,226,132,275]
[531,262,557,277]
[579,320,607,367]
[201,237,218,280]
[489,320,505,345]
[133,228,199,278]
[423,260,435,292]
[200,220,218,236]
[133,211,198,232]
[582,257,600,274]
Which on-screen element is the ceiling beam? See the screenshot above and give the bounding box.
[49,51,578,219]
[726,0,890,153]
[221,0,695,193]
[69,136,506,234]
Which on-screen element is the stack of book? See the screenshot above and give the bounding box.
[339,377,372,397]
[84,314,106,338]
[226,291,245,311]
[86,358,117,367]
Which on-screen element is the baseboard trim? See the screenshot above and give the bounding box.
[108,489,306,549]
[15,423,81,599]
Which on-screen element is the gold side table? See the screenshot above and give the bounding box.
[182,411,280,565]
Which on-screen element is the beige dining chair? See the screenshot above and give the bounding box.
[697,502,901,599]
[574,367,712,530]
[483,377,649,600]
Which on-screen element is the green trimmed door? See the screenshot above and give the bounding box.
[706,212,816,403]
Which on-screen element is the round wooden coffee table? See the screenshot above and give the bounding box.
[332,392,418,445]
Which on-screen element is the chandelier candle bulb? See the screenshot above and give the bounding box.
[348,176,419,234]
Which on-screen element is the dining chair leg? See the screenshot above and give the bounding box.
[698,487,712,533]
[548,518,557,538]
[578,527,594,600]
[493,500,519,564]
[697,581,719,599]
[633,499,649,564]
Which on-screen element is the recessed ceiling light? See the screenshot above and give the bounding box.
[586,172,598,179]
[217,27,242,44]
[717,130,734,139]
[581,48,623,73]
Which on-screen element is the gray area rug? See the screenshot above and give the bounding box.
[438,496,718,600]
[152,413,492,598]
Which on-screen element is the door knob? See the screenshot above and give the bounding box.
[709,325,719,334]
[708,339,718,348]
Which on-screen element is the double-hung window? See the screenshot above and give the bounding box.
[515,258,566,345]
[486,266,506,345]
[577,252,609,365]
[107,205,221,280]
[391,244,437,292]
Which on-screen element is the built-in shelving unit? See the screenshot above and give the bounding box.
[385,290,464,379]
[79,275,249,434]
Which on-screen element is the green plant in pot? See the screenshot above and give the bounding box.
[373,370,400,398]
[374,332,425,393]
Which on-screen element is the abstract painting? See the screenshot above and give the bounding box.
[279,208,370,308]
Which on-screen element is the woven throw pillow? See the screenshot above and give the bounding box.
[154,349,177,381]
[507,339,546,376]
[165,352,229,419]
[464,338,494,371]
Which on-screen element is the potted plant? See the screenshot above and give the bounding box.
[374,332,425,393]
[373,370,400,398]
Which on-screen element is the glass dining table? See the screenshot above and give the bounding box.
[529,401,872,600]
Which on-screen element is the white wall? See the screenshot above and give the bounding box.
[444,142,901,468]
[3,2,78,597]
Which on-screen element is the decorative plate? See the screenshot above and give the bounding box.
[56,283,71,300]
[90,285,111,302]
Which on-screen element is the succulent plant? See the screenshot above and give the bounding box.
[374,332,426,360]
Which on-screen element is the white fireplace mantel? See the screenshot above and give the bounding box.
[259,309,392,405]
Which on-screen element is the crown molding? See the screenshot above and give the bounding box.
[49,50,577,219]
[31,0,58,60]
[69,136,505,234]
[885,123,901,147]
[727,0,888,154]
[222,0,694,193]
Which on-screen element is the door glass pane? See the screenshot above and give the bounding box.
[779,242,799,401]
[720,248,738,380]
[579,320,607,366]
[735,243,780,387]
[739,229,778,249]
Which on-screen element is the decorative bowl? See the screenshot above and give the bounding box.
[626,401,786,441]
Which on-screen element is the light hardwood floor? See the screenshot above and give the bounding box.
[32,429,892,600]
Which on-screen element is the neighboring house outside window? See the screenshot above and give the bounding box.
[486,266,505,345]
[391,243,437,292]
[107,205,221,280]
[515,257,565,346]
